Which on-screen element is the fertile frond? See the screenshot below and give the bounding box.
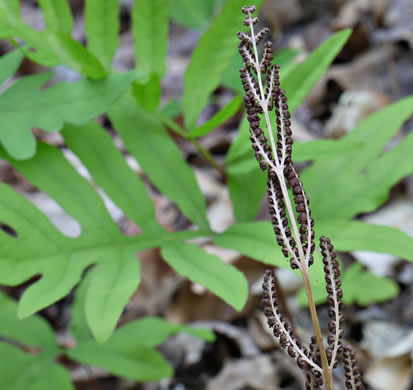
[308,336,322,368]
[286,166,315,265]
[238,5,315,272]
[266,176,299,269]
[320,236,344,369]
[239,6,363,389]
[262,270,323,374]
[305,370,323,390]
[343,345,364,390]
[306,336,324,389]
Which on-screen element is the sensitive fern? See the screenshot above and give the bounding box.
[343,345,364,390]
[238,6,363,390]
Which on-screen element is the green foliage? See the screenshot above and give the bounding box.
[26,32,106,78]
[292,139,364,161]
[183,0,264,129]
[282,29,351,116]
[0,142,136,329]
[62,121,160,234]
[213,222,286,266]
[0,47,22,85]
[0,0,412,386]
[68,316,214,381]
[225,133,363,222]
[297,262,400,306]
[0,292,57,351]
[0,0,23,34]
[132,73,162,111]
[132,0,169,81]
[130,0,169,110]
[108,94,211,232]
[188,95,242,138]
[0,343,73,390]
[37,0,74,33]
[0,0,105,79]
[0,292,214,387]
[220,84,413,316]
[0,116,226,345]
[84,255,141,344]
[213,224,347,292]
[0,66,136,159]
[0,105,242,344]
[0,291,70,389]
[289,101,413,305]
[341,263,400,305]
[84,0,120,70]
[170,0,225,30]
[302,97,413,221]
[162,242,248,310]
[221,28,413,290]
[69,342,174,381]
[319,220,413,261]
[228,168,266,222]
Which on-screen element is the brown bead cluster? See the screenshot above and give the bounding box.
[305,336,324,389]
[238,13,276,175]
[238,8,315,269]
[309,336,321,367]
[241,5,258,26]
[305,371,323,390]
[265,64,279,110]
[239,44,254,69]
[242,5,256,13]
[267,165,316,269]
[266,176,299,269]
[343,345,364,389]
[262,270,311,370]
[240,69,273,171]
[320,236,344,363]
[239,5,277,172]
[257,28,271,48]
[274,88,293,164]
[286,166,315,263]
[240,7,364,387]
[236,31,250,44]
[239,67,260,100]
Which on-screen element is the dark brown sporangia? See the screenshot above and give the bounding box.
[238,6,364,390]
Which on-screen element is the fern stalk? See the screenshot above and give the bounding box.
[238,6,363,390]
[303,273,332,389]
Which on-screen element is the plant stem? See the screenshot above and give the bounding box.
[158,111,228,181]
[191,139,228,181]
[303,270,333,390]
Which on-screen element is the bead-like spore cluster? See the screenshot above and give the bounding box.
[238,5,315,271]
[238,5,364,390]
